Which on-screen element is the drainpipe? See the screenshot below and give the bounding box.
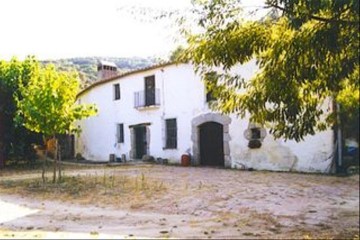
[161,68,165,115]
[160,68,166,149]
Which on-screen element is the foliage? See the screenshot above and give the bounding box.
[15,63,97,137]
[15,59,97,182]
[169,46,186,62]
[183,0,359,141]
[0,57,42,168]
[43,57,158,89]
[1,55,155,168]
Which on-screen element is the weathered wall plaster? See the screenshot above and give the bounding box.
[76,62,334,173]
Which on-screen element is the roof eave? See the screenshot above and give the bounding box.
[76,61,181,98]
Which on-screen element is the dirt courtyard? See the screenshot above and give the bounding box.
[0,164,359,239]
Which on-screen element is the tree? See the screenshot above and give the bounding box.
[16,60,97,182]
[182,0,359,141]
[0,57,42,169]
[169,46,186,62]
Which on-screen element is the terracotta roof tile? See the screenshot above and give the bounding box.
[77,61,178,97]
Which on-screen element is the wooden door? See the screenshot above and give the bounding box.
[145,76,155,106]
[199,122,224,166]
[135,126,147,159]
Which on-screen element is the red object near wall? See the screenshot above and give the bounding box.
[181,154,190,167]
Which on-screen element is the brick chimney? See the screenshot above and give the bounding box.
[97,60,118,80]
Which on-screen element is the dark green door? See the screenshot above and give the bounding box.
[135,126,147,159]
[199,122,224,166]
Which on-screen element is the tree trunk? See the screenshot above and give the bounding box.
[0,143,5,169]
[42,149,48,184]
[0,113,5,169]
[336,103,343,173]
[58,144,62,181]
[42,136,48,184]
[53,137,58,183]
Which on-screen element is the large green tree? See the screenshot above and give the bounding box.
[0,57,42,168]
[16,61,97,182]
[183,0,359,141]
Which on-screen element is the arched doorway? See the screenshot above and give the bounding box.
[191,113,232,167]
[199,122,224,166]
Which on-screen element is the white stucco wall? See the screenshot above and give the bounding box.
[75,63,334,173]
[229,115,334,173]
[77,64,206,163]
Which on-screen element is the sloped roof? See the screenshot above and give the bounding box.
[77,61,177,97]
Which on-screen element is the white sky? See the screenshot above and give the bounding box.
[0,0,265,60]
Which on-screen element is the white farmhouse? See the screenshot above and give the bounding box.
[75,61,335,173]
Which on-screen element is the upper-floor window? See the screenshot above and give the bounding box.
[135,75,160,109]
[205,72,217,102]
[206,90,216,102]
[165,118,177,149]
[145,75,155,106]
[114,83,120,100]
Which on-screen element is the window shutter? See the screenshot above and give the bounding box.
[165,119,177,149]
[114,84,120,100]
[117,123,124,143]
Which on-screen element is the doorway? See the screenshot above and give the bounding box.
[199,122,224,166]
[134,126,147,159]
[145,75,155,106]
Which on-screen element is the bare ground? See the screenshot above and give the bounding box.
[0,164,359,239]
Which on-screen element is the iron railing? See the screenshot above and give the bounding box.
[134,88,160,108]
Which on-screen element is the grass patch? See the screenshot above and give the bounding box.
[0,159,99,178]
[0,171,167,209]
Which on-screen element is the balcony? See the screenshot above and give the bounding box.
[134,88,160,109]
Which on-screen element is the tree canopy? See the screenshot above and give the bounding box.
[15,61,97,138]
[183,0,359,141]
[0,57,43,168]
[15,58,97,182]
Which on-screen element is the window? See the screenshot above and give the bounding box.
[145,75,155,106]
[248,128,262,149]
[206,89,216,102]
[250,128,261,140]
[117,123,124,143]
[165,119,177,149]
[205,72,217,102]
[244,123,266,149]
[114,83,120,100]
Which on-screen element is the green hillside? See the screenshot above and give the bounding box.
[43,57,158,89]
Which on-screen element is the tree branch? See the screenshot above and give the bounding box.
[267,3,359,25]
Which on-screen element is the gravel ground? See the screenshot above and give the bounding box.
[0,164,359,239]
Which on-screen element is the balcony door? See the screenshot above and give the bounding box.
[145,75,155,106]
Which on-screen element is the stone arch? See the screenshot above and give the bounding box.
[191,113,232,167]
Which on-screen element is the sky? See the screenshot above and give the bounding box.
[0,0,265,61]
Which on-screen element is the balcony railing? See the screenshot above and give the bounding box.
[134,88,160,109]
